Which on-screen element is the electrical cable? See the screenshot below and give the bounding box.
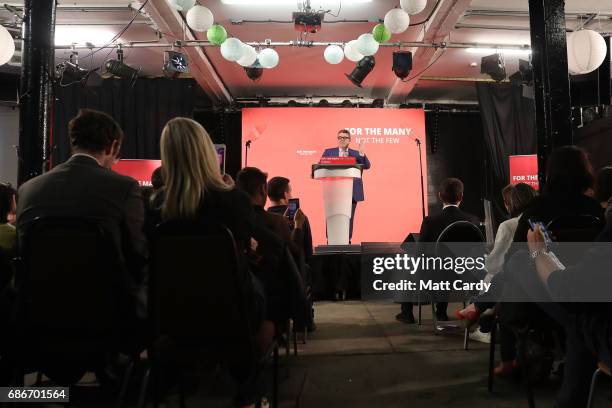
[401,47,446,82]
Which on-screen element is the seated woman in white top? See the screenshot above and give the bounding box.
[455,183,537,322]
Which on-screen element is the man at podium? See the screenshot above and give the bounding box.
[321,129,371,239]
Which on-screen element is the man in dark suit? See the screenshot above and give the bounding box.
[236,168,305,262]
[267,176,313,263]
[321,129,371,240]
[236,167,309,328]
[396,178,480,324]
[15,109,148,384]
[16,109,147,317]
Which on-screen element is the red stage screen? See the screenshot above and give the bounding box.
[509,154,539,190]
[242,108,427,246]
[112,159,161,187]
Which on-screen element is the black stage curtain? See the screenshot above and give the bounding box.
[476,83,536,226]
[194,110,242,178]
[425,109,486,221]
[52,78,196,166]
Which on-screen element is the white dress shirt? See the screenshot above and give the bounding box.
[484,215,520,281]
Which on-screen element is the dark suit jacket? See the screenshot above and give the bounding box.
[321,147,371,202]
[16,155,147,314]
[252,205,304,261]
[417,205,480,244]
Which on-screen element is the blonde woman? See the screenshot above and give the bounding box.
[159,117,255,248]
[157,117,273,408]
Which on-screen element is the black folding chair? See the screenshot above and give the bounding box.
[140,220,279,408]
[10,217,138,407]
[419,221,484,348]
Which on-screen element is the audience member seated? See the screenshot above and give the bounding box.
[526,216,612,408]
[456,183,537,323]
[267,176,316,332]
[267,176,313,264]
[396,178,480,324]
[236,168,306,268]
[594,166,612,220]
[14,109,149,383]
[148,166,164,208]
[154,117,273,408]
[236,168,309,327]
[0,183,16,257]
[491,146,604,378]
[0,182,16,310]
[511,146,604,246]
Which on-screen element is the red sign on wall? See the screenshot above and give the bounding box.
[509,154,539,190]
[112,159,161,187]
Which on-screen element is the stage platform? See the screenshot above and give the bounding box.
[311,243,405,300]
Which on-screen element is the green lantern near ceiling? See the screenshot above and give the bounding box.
[207,24,227,46]
[372,23,392,43]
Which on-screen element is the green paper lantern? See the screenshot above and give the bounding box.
[207,24,227,45]
[372,23,391,43]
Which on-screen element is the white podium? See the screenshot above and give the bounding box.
[312,163,363,245]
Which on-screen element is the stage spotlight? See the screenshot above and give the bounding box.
[346,56,376,88]
[318,99,330,107]
[287,100,297,107]
[244,66,263,81]
[372,98,384,108]
[341,99,353,108]
[55,60,90,85]
[392,51,412,80]
[481,53,506,82]
[162,50,189,78]
[104,48,140,86]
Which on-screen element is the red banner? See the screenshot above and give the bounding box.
[509,154,539,190]
[242,107,427,246]
[112,159,161,187]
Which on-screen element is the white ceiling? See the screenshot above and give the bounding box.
[1,0,612,104]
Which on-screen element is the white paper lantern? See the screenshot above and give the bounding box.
[220,38,244,62]
[567,29,608,75]
[400,0,427,15]
[0,25,15,66]
[356,33,379,57]
[169,0,195,12]
[237,44,258,67]
[384,9,410,34]
[186,5,214,32]
[258,48,279,69]
[344,40,364,62]
[323,45,344,64]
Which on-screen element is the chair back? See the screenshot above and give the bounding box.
[434,221,485,302]
[149,220,255,361]
[17,217,126,354]
[436,221,485,245]
[546,215,603,243]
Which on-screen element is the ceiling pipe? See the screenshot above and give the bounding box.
[464,9,612,18]
[53,40,532,51]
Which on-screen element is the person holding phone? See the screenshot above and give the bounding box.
[321,129,371,241]
[267,176,313,264]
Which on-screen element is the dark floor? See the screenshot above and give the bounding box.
[25,301,611,407]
